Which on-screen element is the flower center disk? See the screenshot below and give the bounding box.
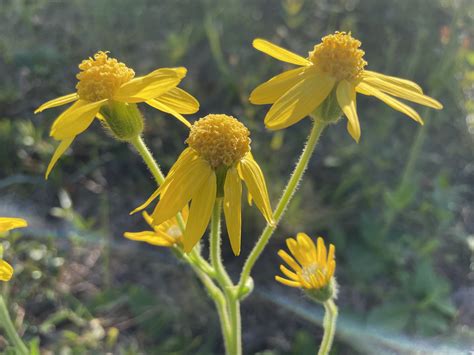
[186,114,251,168]
[76,51,135,102]
[309,32,367,81]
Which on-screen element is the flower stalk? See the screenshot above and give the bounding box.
[0,295,29,355]
[237,118,327,295]
[318,299,338,355]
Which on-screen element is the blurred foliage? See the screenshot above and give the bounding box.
[0,0,473,353]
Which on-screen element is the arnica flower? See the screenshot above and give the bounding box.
[250,32,443,142]
[276,233,335,291]
[35,51,199,178]
[124,208,188,248]
[0,217,28,282]
[133,114,274,255]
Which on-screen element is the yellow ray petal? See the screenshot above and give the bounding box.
[277,249,302,273]
[357,82,424,124]
[250,67,306,104]
[0,260,13,282]
[264,71,335,130]
[182,175,216,253]
[152,156,213,225]
[361,76,442,109]
[131,149,196,214]
[275,275,301,288]
[123,231,173,246]
[223,167,242,255]
[239,155,274,224]
[317,237,327,266]
[45,137,75,179]
[50,100,106,140]
[280,265,299,280]
[154,87,199,114]
[34,93,79,114]
[146,99,191,127]
[253,39,312,66]
[363,70,423,94]
[0,218,28,233]
[336,80,361,142]
[114,68,186,103]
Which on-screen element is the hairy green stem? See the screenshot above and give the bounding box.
[237,119,327,294]
[209,198,241,354]
[0,295,29,355]
[210,198,233,288]
[318,299,338,355]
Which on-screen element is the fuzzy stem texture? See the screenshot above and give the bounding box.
[0,295,29,355]
[237,119,327,294]
[318,299,338,355]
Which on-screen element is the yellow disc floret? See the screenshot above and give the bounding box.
[309,32,367,81]
[76,51,135,102]
[186,114,251,168]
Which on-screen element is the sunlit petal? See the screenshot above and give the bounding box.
[253,39,312,66]
[223,167,242,255]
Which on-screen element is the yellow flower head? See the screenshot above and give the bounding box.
[250,31,443,142]
[124,207,188,248]
[132,114,274,256]
[309,32,367,81]
[0,217,28,282]
[186,114,251,168]
[35,51,199,179]
[76,51,135,102]
[275,234,335,290]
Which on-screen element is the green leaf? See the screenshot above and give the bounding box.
[367,302,411,332]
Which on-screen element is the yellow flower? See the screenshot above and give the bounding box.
[133,114,274,255]
[0,217,28,282]
[275,233,335,290]
[250,32,443,142]
[124,207,188,248]
[35,51,199,178]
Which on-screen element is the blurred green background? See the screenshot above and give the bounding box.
[0,0,473,353]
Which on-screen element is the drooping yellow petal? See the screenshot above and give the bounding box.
[0,218,28,233]
[249,67,306,105]
[223,167,242,255]
[45,137,75,179]
[131,149,196,214]
[154,87,199,114]
[34,93,79,114]
[253,39,312,66]
[0,260,13,282]
[182,174,216,253]
[264,71,335,130]
[361,76,442,109]
[363,70,423,94]
[114,68,186,103]
[336,80,361,142]
[239,155,274,224]
[357,82,424,124]
[146,99,191,127]
[152,156,213,225]
[123,231,173,246]
[275,275,301,288]
[50,100,106,139]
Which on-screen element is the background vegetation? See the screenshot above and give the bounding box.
[0,0,473,353]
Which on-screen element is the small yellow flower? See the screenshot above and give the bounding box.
[250,32,443,141]
[124,207,188,248]
[35,51,199,178]
[275,233,335,290]
[133,114,274,255]
[0,217,28,282]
